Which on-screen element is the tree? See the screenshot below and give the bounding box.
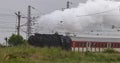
[8,34,24,46]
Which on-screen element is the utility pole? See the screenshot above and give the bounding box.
[27,5,32,38]
[67,1,70,8]
[67,1,72,9]
[15,11,21,36]
[4,37,8,46]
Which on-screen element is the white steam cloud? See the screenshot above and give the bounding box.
[37,0,120,34]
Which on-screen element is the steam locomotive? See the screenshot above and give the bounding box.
[28,33,71,50]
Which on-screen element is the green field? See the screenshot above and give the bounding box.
[0,45,120,63]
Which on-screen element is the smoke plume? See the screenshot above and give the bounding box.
[37,0,120,34]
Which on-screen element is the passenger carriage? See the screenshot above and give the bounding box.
[71,36,120,52]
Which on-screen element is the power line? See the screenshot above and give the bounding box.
[0,13,15,16]
[32,7,45,15]
[0,31,16,32]
[20,12,27,18]
[27,0,45,15]
[77,7,119,17]
[0,18,16,20]
[0,17,15,18]
[0,8,16,11]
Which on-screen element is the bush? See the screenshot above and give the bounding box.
[8,34,24,46]
[103,48,118,53]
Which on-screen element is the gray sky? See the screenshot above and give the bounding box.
[0,0,120,44]
[0,0,87,14]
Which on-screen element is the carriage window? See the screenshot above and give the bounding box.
[92,43,96,47]
[108,43,111,48]
[91,43,93,47]
[103,43,107,47]
[113,43,116,47]
[117,43,120,47]
[117,43,119,47]
[119,43,120,47]
[112,43,116,47]
[115,43,118,47]
[79,42,82,47]
[114,43,120,48]
[94,43,97,47]
[111,43,113,47]
[118,43,120,47]
[101,43,103,47]
[97,43,100,47]
[115,43,119,48]
[84,42,86,47]
[90,43,93,47]
[111,43,120,47]
[75,42,79,47]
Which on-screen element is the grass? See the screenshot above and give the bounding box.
[0,45,120,63]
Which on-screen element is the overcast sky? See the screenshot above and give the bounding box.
[0,0,120,44]
[0,0,88,14]
[0,0,120,17]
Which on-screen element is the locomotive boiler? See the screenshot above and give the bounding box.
[28,33,71,50]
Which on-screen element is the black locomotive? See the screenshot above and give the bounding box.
[28,33,72,50]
